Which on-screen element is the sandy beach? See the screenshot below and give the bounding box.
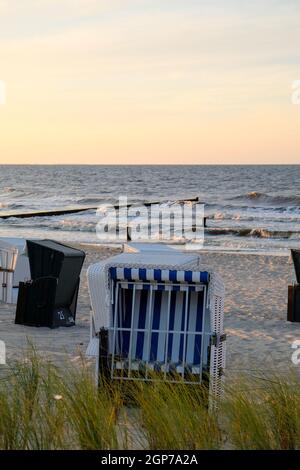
[1,244,300,378]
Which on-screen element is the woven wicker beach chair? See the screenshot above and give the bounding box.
[0,238,30,304]
[287,249,300,322]
[292,249,300,284]
[87,244,226,401]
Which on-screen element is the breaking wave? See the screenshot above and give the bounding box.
[231,191,300,206]
[205,227,300,239]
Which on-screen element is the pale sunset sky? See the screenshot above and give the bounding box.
[0,0,299,164]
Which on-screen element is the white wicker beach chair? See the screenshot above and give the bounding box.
[0,238,31,304]
[87,244,226,401]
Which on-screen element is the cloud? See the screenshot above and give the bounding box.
[2,1,299,64]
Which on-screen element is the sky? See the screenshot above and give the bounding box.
[0,0,299,164]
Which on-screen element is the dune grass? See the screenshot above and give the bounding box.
[0,349,67,450]
[0,349,300,450]
[0,349,122,450]
[223,372,300,450]
[127,379,221,450]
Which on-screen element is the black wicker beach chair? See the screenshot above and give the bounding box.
[287,250,300,322]
[291,249,300,284]
[15,240,85,328]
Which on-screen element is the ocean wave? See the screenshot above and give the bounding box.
[206,210,300,223]
[205,227,300,239]
[230,191,300,206]
[0,202,25,210]
[3,186,16,193]
[77,197,107,205]
[210,211,244,221]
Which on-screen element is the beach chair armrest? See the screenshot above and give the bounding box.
[0,267,14,273]
[210,333,227,348]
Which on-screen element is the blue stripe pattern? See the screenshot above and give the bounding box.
[113,286,206,368]
[110,267,209,283]
[136,290,148,359]
[119,282,201,292]
[194,292,204,365]
[150,291,162,361]
[121,289,132,356]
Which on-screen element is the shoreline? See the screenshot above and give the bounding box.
[78,242,291,257]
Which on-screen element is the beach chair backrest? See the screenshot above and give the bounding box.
[0,240,18,271]
[0,240,19,304]
[108,267,211,383]
[291,249,300,284]
[27,239,85,307]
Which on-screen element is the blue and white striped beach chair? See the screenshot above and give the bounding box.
[87,244,226,399]
[0,238,30,304]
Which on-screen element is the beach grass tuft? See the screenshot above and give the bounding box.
[222,372,300,450]
[1,348,300,450]
[127,378,221,450]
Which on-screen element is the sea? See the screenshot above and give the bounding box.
[0,165,299,254]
